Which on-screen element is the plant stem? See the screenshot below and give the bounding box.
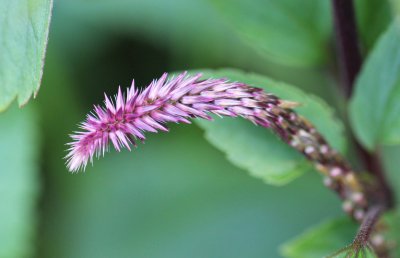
[356,146,394,208]
[331,0,394,210]
[353,204,384,249]
[331,0,361,97]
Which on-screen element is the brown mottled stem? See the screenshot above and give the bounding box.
[272,102,368,220]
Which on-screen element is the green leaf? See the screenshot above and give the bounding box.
[0,105,40,258]
[281,211,400,258]
[329,248,377,258]
[390,0,400,16]
[208,0,332,67]
[280,218,359,258]
[355,0,392,51]
[0,0,53,111]
[192,69,346,185]
[382,146,400,206]
[349,20,400,150]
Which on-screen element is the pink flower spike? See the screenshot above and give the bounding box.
[66,72,288,172]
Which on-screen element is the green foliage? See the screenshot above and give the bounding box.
[329,248,377,258]
[0,105,39,258]
[193,69,346,185]
[391,0,400,16]
[282,211,400,258]
[355,0,392,50]
[0,0,53,111]
[382,146,400,206]
[350,20,400,150]
[209,0,332,67]
[280,218,359,258]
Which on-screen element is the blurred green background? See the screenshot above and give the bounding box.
[1,0,399,257]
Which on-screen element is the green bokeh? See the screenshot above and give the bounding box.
[0,105,39,258]
[40,123,343,258]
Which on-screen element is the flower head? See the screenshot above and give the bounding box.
[66,72,282,172]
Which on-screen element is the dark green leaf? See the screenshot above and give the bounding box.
[193,69,346,185]
[0,0,53,111]
[0,105,39,257]
[350,20,400,150]
[355,0,392,51]
[208,0,332,67]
